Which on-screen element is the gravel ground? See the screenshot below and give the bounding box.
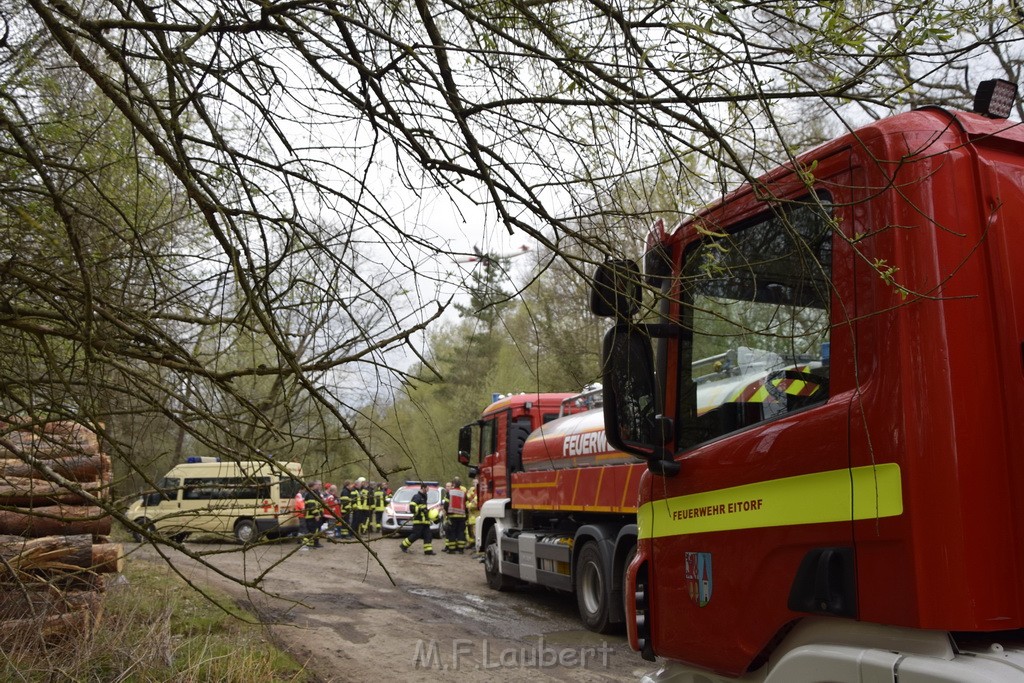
[128,533,654,682]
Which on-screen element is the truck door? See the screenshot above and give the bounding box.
[477,414,501,503]
[646,176,856,676]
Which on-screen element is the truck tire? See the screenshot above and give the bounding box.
[234,519,257,544]
[576,541,613,633]
[484,526,515,591]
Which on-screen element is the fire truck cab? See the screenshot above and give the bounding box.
[594,81,1024,681]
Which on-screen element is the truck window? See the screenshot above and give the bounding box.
[480,418,496,460]
[677,195,833,449]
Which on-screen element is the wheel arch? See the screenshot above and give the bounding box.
[476,497,511,552]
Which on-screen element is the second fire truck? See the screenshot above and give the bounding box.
[458,387,644,632]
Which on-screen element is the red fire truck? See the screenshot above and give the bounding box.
[594,80,1024,680]
[457,387,646,632]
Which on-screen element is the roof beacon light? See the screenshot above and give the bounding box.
[973,79,1018,119]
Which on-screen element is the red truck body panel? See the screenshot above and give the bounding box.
[514,408,644,513]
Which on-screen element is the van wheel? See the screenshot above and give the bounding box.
[234,519,257,544]
[577,541,613,633]
[132,518,152,543]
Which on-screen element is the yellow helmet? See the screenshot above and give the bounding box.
[428,507,440,521]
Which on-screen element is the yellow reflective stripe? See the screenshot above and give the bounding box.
[749,386,769,402]
[637,464,902,539]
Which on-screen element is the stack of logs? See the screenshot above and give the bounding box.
[0,421,122,644]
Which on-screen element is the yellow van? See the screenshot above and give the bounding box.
[127,458,303,543]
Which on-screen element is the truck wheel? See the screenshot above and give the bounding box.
[234,519,257,544]
[484,526,514,591]
[577,541,613,633]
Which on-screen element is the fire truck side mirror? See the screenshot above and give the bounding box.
[457,425,473,466]
[590,260,642,319]
[601,324,679,476]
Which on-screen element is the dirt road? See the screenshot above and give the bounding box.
[130,534,654,682]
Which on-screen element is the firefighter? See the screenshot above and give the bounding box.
[372,482,386,533]
[400,483,435,555]
[337,479,354,538]
[301,480,324,549]
[444,477,468,553]
[352,477,371,536]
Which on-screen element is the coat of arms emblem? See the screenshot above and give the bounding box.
[685,551,713,607]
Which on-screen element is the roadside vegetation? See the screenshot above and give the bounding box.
[0,558,307,683]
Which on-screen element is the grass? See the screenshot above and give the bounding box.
[0,558,309,682]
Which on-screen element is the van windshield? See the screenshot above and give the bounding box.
[144,477,180,505]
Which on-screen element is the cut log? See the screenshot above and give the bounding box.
[0,532,93,573]
[90,543,124,574]
[0,584,103,621]
[0,422,101,460]
[0,454,111,482]
[0,478,105,507]
[0,606,95,644]
[0,506,111,537]
[0,438,99,460]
